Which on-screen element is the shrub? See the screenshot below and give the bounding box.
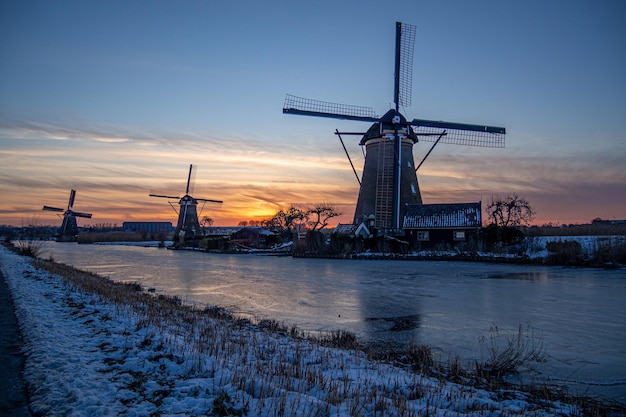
[483,224,525,250]
[13,218,47,258]
[593,239,626,264]
[13,239,47,258]
[546,240,583,265]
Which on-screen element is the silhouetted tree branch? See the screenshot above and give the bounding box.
[307,204,341,232]
[262,206,308,235]
[486,194,535,228]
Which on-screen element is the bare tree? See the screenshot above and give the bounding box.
[262,206,308,235]
[200,216,214,236]
[486,194,535,227]
[307,204,342,232]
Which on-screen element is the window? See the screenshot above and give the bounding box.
[417,231,429,241]
[453,231,466,241]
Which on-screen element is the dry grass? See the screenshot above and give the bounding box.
[11,239,47,258]
[476,325,546,378]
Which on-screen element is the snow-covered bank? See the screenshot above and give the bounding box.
[522,235,626,260]
[1,246,589,416]
[351,235,626,266]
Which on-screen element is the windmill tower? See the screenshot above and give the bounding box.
[42,189,92,241]
[283,22,506,231]
[150,164,223,246]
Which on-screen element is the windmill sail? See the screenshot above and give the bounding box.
[389,22,418,229]
[71,211,93,218]
[283,95,379,122]
[42,206,65,212]
[68,189,76,210]
[283,21,506,231]
[412,119,505,147]
[394,21,416,109]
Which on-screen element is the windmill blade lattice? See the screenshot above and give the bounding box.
[283,95,379,122]
[395,22,416,109]
[72,211,93,219]
[196,198,223,204]
[67,189,76,210]
[42,205,65,213]
[412,119,505,148]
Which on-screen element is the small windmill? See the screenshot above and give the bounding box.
[283,22,506,231]
[42,189,92,241]
[150,164,223,246]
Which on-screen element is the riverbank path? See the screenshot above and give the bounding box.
[0,263,32,417]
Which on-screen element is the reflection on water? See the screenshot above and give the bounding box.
[484,271,550,281]
[44,242,626,404]
[365,314,421,331]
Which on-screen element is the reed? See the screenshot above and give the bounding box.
[477,324,546,378]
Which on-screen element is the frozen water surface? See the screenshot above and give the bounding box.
[45,243,626,404]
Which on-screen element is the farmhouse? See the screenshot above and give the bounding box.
[403,202,482,251]
[229,226,280,250]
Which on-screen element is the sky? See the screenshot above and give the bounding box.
[1,0,625,227]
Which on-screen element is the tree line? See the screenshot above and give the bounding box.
[250,204,342,236]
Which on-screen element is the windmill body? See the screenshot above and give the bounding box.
[59,213,80,238]
[42,189,92,241]
[150,164,222,247]
[354,110,422,229]
[174,195,202,241]
[283,22,505,231]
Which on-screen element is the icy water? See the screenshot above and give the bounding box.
[45,242,626,404]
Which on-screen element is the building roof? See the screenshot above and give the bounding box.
[205,226,242,237]
[403,203,482,229]
[360,109,418,144]
[334,223,359,234]
[232,226,277,237]
[333,223,371,238]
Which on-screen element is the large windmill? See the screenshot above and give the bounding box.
[283,22,506,231]
[150,164,223,246]
[42,189,92,241]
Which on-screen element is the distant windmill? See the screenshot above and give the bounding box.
[150,164,223,245]
[42,189,92,241]
[283,22,506,231]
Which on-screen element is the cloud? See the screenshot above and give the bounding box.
[1,119,625,226]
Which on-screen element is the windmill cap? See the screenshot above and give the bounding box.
[360,109,417,145]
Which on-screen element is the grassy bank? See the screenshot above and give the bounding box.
[9,247,619,415]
